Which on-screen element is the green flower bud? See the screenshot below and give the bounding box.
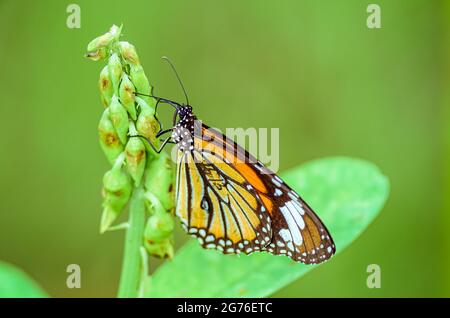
[119,41,140,65]
[125,123,146,186]
[119,74,137,120]
[143,190,175,258]
[129,64,154,106]
[144,238,174,259]
[135,97,159,144]
[87,33,113,53]
[108,53,123,95]
[102,158,132,212]
[100,205,120,233]
[86,47,108,61]
[99,65,113,107]
[108,24,122,42]
[144,152,175,211]
[98,108,124,165]
[109,95,129,144]
[87,24,121,53]
[100,156,132,232]
[144,210,174,242]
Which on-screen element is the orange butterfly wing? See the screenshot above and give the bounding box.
[175,123,272,254]
[176,121,335,264]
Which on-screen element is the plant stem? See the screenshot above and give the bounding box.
[117,184,146,298]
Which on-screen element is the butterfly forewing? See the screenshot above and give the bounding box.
[255,172,336,264]
[175,146,272,254]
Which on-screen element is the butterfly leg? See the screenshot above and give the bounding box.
[134,92,181,110]
[160,139,176,144]
[156,130,176,143]
[134,91,183,130]
[154,128,176,144]
[153,98,164,132]
[156,128,173,138]
[129,134,172,153]
[134,92,181,138]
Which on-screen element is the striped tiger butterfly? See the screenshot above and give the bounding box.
[134,58,335,264]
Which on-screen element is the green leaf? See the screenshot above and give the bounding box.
[0,261,47,298]
[145,157,389,297]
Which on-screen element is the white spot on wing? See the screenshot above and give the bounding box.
[292,200,305,215]
[287,241,294,251]
[188,228,198,234]
[280,206,303,245]
[272,177,282,187]
[286,200,305,230]
[279,228,292,243]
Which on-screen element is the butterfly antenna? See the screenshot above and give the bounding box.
[162,56,190,105]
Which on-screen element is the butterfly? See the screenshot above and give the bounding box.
[134,58,335,264]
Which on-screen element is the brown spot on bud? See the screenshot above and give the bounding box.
[126,149,145,164]
[124,84,133,94]
[112,190,123,197]
[103,132,120,147]
[101,77,110,90]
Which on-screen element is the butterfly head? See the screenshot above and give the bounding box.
[177,105,193,119]
[173,104,195,127]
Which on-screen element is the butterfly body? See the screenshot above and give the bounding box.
[171,105,196,152]
[167,103,336,264]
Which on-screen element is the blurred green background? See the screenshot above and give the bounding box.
[0,0,445,297]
